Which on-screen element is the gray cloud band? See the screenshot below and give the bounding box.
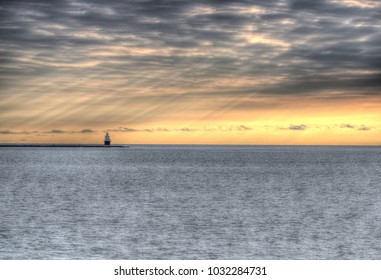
[1,0,380,106]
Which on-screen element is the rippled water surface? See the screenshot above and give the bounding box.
[1,145,380,259]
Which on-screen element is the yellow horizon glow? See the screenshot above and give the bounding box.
[2,96,380,145]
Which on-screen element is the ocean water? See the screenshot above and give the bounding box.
[0,145,380,259]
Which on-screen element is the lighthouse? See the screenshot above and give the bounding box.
[104,132,111,145]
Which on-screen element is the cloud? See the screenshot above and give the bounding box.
[106,125,253,133]
[338,124,373,130]
[288,124,308,130]
[339,124,355,129]
[79,128,96,133]
[0,123,375,140]
[0,130,35,134]
[155,127,170,132]
[108,127,140,133]
[357,125,372,131]
[0,128,97,135]
[281,124,374,131]
[0,130,17,134]
[1,0,380,91]
[0,0,380,132]
[178,128,198,132]
[46,129,66,134]
[237,125,252,131]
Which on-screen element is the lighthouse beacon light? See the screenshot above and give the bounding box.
[104,132,111,145]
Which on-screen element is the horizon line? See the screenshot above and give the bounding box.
[0,143,380,147]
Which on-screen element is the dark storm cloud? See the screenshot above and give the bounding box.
[0,0,380,124]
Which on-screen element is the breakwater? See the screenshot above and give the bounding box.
[0,144,128,148]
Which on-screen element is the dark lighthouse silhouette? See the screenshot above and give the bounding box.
[104,132,111,145]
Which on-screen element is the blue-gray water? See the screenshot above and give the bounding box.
[1,145,380,259]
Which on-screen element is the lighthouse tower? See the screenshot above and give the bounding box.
[104,132,111,145]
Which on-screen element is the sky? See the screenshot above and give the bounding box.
[0,0,380,144]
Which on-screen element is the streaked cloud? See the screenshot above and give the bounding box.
[0,0,380,144]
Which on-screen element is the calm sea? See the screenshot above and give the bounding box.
[0,145,380,259]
